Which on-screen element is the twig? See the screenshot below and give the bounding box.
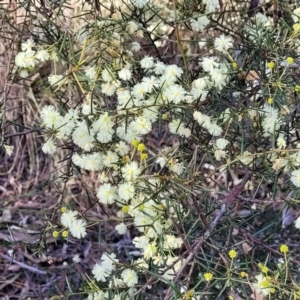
[1,129,38,138]
[239,228,300,267]
[0,253,47,275]
[1,34,16,147]
[172,0,189,76]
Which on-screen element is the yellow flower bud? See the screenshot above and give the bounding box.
[122,205,129,213]
[62,230,68,238]
[286,57,294,64]
[137,143,145,152]
[52,231,59,238]
[280,244,288,254]
[228,249,237,259]
[293,23,300,33]
[267,61,275,69]
[204,272,213,281]
[61,206,67,213]
[132,139,139,147]
[141,153,148,160]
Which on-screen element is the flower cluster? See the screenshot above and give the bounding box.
[92,252,119,282]
[15,39,50,69]
[60,209,87,239]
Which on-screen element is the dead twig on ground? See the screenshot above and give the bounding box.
[0,253,47,275]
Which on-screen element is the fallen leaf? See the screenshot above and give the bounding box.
[246,70,260,81]
[242,242,253,254]
[232,228,239,236]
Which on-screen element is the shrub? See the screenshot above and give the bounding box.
[3,0,300,299]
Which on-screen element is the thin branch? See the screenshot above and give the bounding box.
[1,129,38,139]
[0,253,47,275]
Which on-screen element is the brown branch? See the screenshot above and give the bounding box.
[239,228,300,267]
[1,129,38,139]
[164,171,252,300]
